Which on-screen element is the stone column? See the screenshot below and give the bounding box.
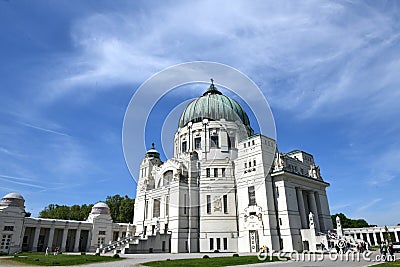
[380,231,385,243]
[61,228,69,252]
[307,191,320,232]
[373,232,378,246]
[86,230,92,252]
[296,188,307,228]
[47,227,55,249]
[396,231,400,242]
[32,227,41,252]
[73,228,81,252]
[366,232,371,246]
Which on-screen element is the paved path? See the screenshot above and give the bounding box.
[0,251,396,267]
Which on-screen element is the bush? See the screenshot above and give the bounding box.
[81,252,86,255]
[233,253,239,257]
[214,250,220,253]
[112,254,120,258]
[203,255,209,259]
[95,252,100,256]
[0,251,8,256]
[166,258,171,261]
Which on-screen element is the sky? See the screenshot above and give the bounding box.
[0,0,399,226]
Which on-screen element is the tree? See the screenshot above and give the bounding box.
[105,195,135,223]
[331,213,369,228]
[38,195,134,223]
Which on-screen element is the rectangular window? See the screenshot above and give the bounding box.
[223,238,228,250]
[221,168,226,177]
[252,140,255,145]
[223,195,228,213]
[279,218,282,226]
[143,226,147,237]
[276,187,279,197]
[244,143,246,148]
[249,161,252,167]
[165,196,169,217]
[194,137,201,149]
[145,200,149,219]
[98,231,106,235]
[207,195,211,214]
[228,136,235,149]
[210,238,214,250]
[152,225,155,235]
[184,194,187,215]
[216,238,221,250]
[3,226,14,231]
[164,224,168,234]
[162,241,166,252]
[182,141,187,152]
[206,168,210,177]
[210,135,219,148]
[214,168,218,177]
[253,160,256,166]
[244,162,247,168]
[248,186,256,206]
[153,199,160,218]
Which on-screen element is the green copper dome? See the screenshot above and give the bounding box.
[179,82,253,135]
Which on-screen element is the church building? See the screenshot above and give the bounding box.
[129,82,333,253]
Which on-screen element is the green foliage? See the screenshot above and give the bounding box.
[38,194,135,223]
[105,194,135,223]
[112,254,120,258]
[9,252,122,266]
[143,255,284,266]
[39,204,94,221]
[232,253,239,257]
[331,213,369,228]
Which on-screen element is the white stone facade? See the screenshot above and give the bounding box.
[0,194,132,254]
[129,85,334,253]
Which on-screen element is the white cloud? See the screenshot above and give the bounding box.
[35,1,399,127]
[367,149,400,186]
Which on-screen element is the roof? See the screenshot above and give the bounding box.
[2,192,24,200]
[178,82,253,135]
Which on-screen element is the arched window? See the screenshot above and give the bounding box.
[163,170,173,186]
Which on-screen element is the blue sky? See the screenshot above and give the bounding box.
[1,0,400,226]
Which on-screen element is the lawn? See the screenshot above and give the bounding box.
[374,260,400,267]
[142,255,284,267]
[4,252,123,266]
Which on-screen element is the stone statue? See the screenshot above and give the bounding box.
[213,196,222,212]
[336,216,343,237]
[309,212,315,229]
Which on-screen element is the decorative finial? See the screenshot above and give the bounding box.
[203,78,222,96]
[151,143,155,149]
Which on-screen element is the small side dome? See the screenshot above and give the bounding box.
[1,192,25,208]
[146,143,160,159]
[91,202,110,215]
